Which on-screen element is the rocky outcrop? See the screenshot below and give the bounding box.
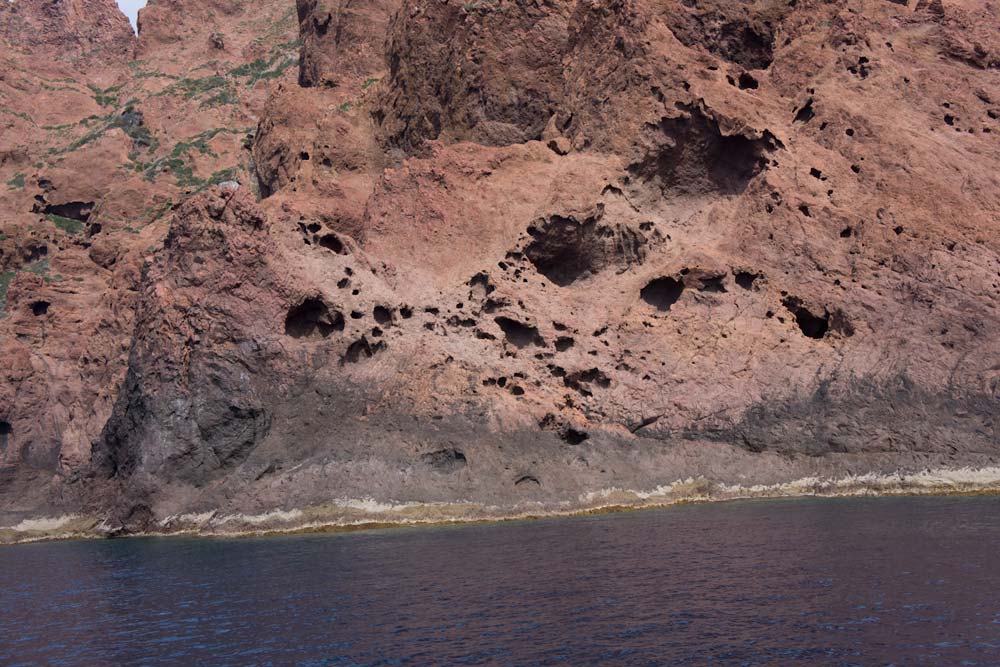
[0,0,135,65]
[95,190,280,485]
[296,0,398,89]
[377,0,572,149]
[2,0,1000,540]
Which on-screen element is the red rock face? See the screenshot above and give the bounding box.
[0,0,135,64]
[2,0,1000,537]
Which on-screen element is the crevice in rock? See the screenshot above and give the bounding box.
[31,300,51,316]
[630,415,661,433]
[0,421,10,452]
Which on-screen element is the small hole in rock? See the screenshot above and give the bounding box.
[561,428,589,445]
[738,72,759,90]
[31,301,50,316]
[783,297,829,339]
[495,317,545,348]
[734,272,759,290]
[343,337,383,364]
[698,276,727,293]
[555,337,575,352]
[793,98,815,123]
[319,234,344,253]
[641,277,684,311]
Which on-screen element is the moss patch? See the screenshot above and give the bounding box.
[88,83,124,108]
[0,271,14,314]
[47,214,85,235]
[6,172,25,190]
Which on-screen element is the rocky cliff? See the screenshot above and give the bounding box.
[1,0,999,541]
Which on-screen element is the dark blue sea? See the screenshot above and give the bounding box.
[3,495,1000,666]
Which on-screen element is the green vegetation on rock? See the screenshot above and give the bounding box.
[1,108,33,124]
[0,271,14,315]
[6,173,25,190]
[228,54,297,86]
[88,83,124,108]
[0,259,54,315]
[131,127,246,189]
[62,106,158,155]
[47,214,85,235]
[24,259,51,280]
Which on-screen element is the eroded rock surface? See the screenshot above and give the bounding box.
[1,0,999,538]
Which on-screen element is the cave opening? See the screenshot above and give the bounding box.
[641,277,685,311]
[284,298,344,339]
[783,297,829,339]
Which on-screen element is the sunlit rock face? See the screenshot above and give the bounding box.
[2,0,1000,539]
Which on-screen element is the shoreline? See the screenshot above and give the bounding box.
[4,465,1000,545]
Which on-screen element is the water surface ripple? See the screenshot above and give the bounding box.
[3,496,1000,666]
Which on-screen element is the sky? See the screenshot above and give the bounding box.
[116,0,147,31]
